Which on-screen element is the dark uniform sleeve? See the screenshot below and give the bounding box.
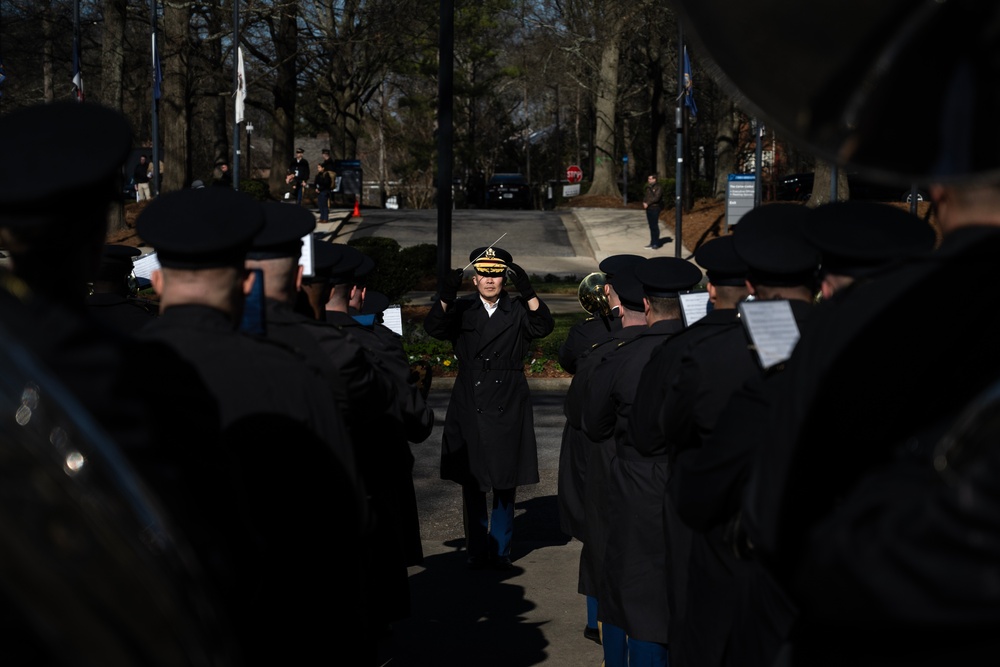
[423,298,463,342]
[521,296,555,339]
[558,318,595,374]
[582,346,621,443]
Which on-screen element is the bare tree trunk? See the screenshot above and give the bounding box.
[100,0,127,235]
[42,1,53,102]
[162,0,191,193]
[809,159,849,206]
[99,0,125,108]
[268,1,299,198]
[588,38,621,198]
[713,102,739,198]
[208,9,228,168]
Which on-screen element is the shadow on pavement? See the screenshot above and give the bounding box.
[377,547,549,667]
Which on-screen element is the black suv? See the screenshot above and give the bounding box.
[486,173,533,209]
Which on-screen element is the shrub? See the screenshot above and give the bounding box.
[348,237,437,302]
[240,178,270,201]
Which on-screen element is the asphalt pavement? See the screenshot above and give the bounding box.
[319,205,695,280]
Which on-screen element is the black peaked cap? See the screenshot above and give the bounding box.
[312,240,364,284]
[248,202,316,259]
[95,244,141,283]
[732,204,819,286]
[599,254,646,283]
[613,261,647,311]
[136,188,264,268]
[469,246,512,276]
[361,290,390,316]
[354,254,376,285]
[0,102,132,227]
[804,201,936,277]
[636,257,704,297]
[695,236,748,286]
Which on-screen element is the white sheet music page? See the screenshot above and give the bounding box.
[131,252,161,288]
[737,300,800,370]
[680,291,710,327]
[299,233,315,278]
[382,306,404,336]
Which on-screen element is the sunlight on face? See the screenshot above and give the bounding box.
[473,274,503,303]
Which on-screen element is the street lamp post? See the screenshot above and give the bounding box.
[246,122,253,180]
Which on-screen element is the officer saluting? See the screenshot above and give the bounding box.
[424,245,554,570]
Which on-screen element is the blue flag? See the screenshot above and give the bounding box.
[0,58,6,98]
[683,46,697,117]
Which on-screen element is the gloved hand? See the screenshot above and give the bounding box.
[439,268,464,304]
[508,262,536,301]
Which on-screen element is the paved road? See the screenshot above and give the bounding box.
[341,207,578,259]
[376,389,605,667]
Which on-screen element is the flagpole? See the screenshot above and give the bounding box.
[72,0,82,101]
[675,25,684,259]
[232,0,241,191]
[150,0,160,197]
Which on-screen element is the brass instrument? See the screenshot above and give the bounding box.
[578,272,613,328]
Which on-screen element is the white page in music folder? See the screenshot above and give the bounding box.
[680,291,710,327]
[737,300,800,370]
[382,306,404,336]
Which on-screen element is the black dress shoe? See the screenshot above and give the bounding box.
[584,626,601,645]
[493,556,514,571]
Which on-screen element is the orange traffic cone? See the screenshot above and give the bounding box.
[352,199,361,218]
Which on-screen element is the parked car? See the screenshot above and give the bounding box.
[486,173,533,209]
[776,171,928,203]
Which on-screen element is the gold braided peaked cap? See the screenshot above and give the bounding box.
[469,245,512,276]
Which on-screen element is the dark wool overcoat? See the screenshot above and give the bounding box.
[424,290,554,490]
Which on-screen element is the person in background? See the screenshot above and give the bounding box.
[314,160,332,223]
[133,154,151,201]
[643,173,665,250]
[289,147,309,205]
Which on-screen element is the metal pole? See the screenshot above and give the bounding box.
[232,0,240,191]
[830,164,838,203]
[436,0,454,287]
[754,120,763,207]
[246,122,253,180]
[150,0,160,196]
[623,156,628,206]
[675,25,684,258]
[72,0,81,101]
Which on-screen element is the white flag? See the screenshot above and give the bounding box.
[235,47,246,123]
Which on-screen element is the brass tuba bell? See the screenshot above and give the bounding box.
[578,272,612,319]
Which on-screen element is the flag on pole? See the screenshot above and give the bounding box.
[683,46,697,117]
[235,47,246,123]
[0,58,6,98]
[152,34,162,101]
[72,68,84,102]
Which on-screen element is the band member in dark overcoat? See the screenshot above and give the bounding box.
[424,245,554,570]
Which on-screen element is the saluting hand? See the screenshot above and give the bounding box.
[439,268,464,304]
[508,262,536,301]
